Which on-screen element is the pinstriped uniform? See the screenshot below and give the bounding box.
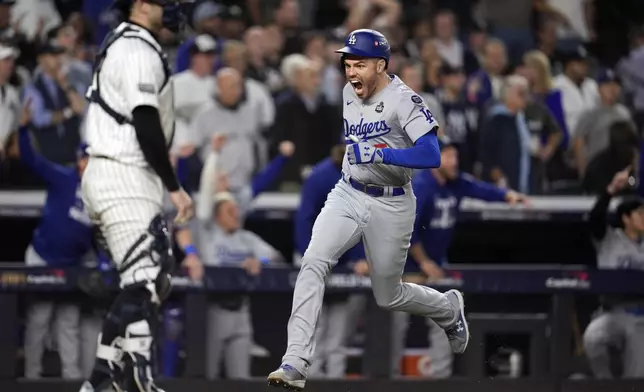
[81,22,175,287]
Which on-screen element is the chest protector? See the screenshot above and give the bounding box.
[86,24,175,147]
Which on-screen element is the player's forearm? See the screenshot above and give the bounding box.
[17,126,37,166]
[196,150,218,222]
[381,130,440,169]
[409,242,433,265]
[132,105,180,192]
[252,155,288,197]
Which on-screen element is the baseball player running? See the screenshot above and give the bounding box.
[78,1,194,391]
[268,29,469,391]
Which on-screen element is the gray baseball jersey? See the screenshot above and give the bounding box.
[342,75,439,186]
[197,224,280,266]
[280,75,455,377]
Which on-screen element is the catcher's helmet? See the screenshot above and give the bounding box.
[109,0,194,32]
[335,29,391,64]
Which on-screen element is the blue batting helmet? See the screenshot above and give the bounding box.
[335,29,391,65]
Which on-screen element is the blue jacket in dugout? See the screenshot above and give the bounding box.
[405,169,507,272]
[18,126,94,266]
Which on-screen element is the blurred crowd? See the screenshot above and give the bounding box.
[0,0,643,195]
[2,0,644,384]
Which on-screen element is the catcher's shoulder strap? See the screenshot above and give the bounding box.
[86,23,171,125]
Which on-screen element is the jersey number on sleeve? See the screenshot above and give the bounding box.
[420,107,435,124]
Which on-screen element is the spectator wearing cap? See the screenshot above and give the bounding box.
[552,46,599,146]
[270,54,341,188]
[434,64,478,173]
[174,0,224,73]
[398,137,527,378]
[46,24,92,94]
[573,69,633,178]
[618,26,644,133]
[22,43,85,166]
[196,191,284,380]
[173,34,218,160]
[0,43,19,151]
[0,0,39,72]
[221,4,247,40]
[479,75,537,193]
[465,38,508,108]
[584,168,644,379]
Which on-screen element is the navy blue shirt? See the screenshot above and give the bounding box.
[295,157,365,264]
[19,127,94,266]
[437,90,479,172]
[407,170,507,271]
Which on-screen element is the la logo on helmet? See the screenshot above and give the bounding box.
[348,34,357,45]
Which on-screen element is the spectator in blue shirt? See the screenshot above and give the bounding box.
[22,43,86,165]
[18,102,94,380]
[295,144,368,379]
[395,137,527,378]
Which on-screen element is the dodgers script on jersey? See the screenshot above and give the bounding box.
[342,75,439,186]
[84,22,175,165]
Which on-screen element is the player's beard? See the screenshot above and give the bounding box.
[359,76,378,99]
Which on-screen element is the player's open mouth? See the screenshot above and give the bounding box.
[350,80,363,95]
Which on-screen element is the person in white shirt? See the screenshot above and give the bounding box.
[432,10,464,69]
[0,43,19,152]
[10,0,61,41]
[553,46,599,142]
[172,34,217,155]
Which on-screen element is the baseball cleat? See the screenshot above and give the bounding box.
[267,364,306,391]
[444,289,470,354]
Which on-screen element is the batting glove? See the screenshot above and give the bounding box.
[347,142,384,165]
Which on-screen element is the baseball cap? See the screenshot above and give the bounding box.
[213,191,237,211]
[222,5,244,20]
[597,68,621,85]
[189,34,217,55]
[192,1,223,27]
[562,45,589,64]
[0,44,18,60]
[439,64,464,77]
[38,42,66,56]
[617,196,644,226]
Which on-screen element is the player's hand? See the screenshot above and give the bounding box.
[182,254,204,281]
[353,259,369,276]
[242,257,262,276]
[170,188,194,224]
[505,190,529,206]
[279,140,295,157]
[347,141,384,165]
[419,260,445,281]
[607,166,634,195]
[211,133,226,152]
